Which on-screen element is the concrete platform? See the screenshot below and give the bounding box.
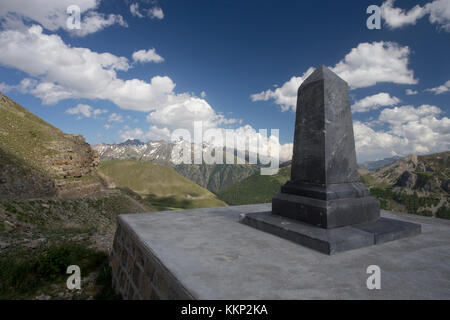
[113,204,450,300]
[240,212,421,254]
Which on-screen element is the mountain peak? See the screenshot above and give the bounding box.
[118,139,145,146]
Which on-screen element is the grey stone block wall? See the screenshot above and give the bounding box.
[108,206,450,299]
[109,217,194,300]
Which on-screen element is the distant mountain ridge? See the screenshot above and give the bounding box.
[93,140,260,193]
[94,139,173,165]
[359,156,403,171]
[371,152,449,194]
[360,152,450,218]
[118,139,145,147]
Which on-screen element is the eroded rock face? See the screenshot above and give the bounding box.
[54,177,101,198]
[47,135,102,198]
[1,92,101,200]
[374,151,449,195]
[395,171,417,189]
[0,135,101,200]
[0,132,101,200]
[48,135,99,179]
[442,180,450,193]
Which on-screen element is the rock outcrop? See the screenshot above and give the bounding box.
[48,135,99,178]
[0,93,101,199]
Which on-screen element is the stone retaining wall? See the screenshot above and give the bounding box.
[54,177,101,199]
[109,216,194,300]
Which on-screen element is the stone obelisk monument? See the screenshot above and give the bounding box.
[272,65,380,228]
[240,65,421,254]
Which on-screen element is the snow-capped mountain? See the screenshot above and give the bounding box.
[93,139,241,165]
[93,139,175,164]
[92,139,260,193]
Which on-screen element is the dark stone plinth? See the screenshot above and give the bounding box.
[274,65,382,229]
[353,217,422,244]
[240,66,423,254]
[240,211,422,255]
[272,192,380,229]
[281,181,370,200]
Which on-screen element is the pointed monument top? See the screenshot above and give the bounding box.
[291,63,358,186]
[300,65,348,89]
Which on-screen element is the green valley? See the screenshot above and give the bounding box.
[218,167,291,205]
[99,160,227,210]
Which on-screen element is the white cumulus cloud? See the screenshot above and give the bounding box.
[426,79,450,94]
[130,3,144,18]
[108,113,124,123]
[0,0,127,36]
[381,0,450,32]
[251,42,417,111]
[351,93,400,113]
[146,97,232,133]
[405,89,418,95]
[381,0,427,28]
[0,25,186,112]
[130,3,164,20]
[73,11,128,37]
[148,7,164,20]
[355,104,450,162]
[332,42,417,89]
[426,0,450,32]
[65,103,107,119]
[250,68,315,112]
[132,49,164,64]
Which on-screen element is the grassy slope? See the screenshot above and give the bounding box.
[99,160,227,209]
[0,94,154,299]
[218,167,291,205]
[0,93,66,174]
[174,163,260,193]
[0,188,153,299]
[0,93,102,200]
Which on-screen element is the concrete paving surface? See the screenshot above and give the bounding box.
[119,204,450,299]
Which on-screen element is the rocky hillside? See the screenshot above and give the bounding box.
[0,93,101,199]
[219,152,449,220]
[369,153,449,194]
[0,187,153,299]
[359,156,403,171]
[173,163,259,193]
[93,139,260,193]
[358,152,449,218]
[0,93,155,299]
[361,152,449,218]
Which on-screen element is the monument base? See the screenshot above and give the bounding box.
[272,192,380,229]
[240,211,421,255]
[110,204,450,299]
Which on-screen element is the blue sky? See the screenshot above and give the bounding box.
[0,0,449,162]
